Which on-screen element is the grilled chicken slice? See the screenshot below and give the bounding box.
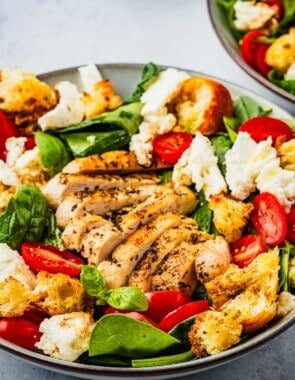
[118,185,197,234]
[97,212,183,288]
[62,150,172,175]
[55,185,158,229]
[61,214,112,251]
[128,219,210,291]
[42,172,160,209]
[80,224,125,265]
[151,241,199,296]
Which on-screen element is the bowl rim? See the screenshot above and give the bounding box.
[206,0,295,103]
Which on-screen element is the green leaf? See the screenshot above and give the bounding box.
[80,265,108,304]
[35,131,72,177]
[233,96,272,123]
[89,314,181,358]
[124,62,160,104]
[108,287,148,311]
[223,116,239,142]
[60,130,129,157]
[43,210,63,248]
[132,350,194,368]
[192,190,213,233]
[0,185,48,250]
[168,316,195,346]
[210,132,233,176]
[268,69,295,96]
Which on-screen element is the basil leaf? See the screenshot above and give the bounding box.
[0,185,48,250]
[108,287,148,311]
[89,314,181,358]
[80,265,108,304]
[35,131,72,177]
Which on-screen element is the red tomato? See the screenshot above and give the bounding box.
[0,317,42,350]
[239,116,293,146]
[158,300,210,332]
[21,242,84,277]
[265,0,284,20]
[240,31,266,69]
[255,44,272,77]
[250,192,288,246]
[286,206,295,244]
[24,135,36,150]
[152,132,193,165]
[103,307,157,327]
[143,290,191,322]
[231,234,267,268]
[0,110,20,156]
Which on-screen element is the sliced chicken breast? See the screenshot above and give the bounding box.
[55,185,157,229]
[42,172,160,209]
[97,212,183,288]
[118,185,197,234]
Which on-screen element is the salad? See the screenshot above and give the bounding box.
[0,62,294,368]
[217,0,295,96]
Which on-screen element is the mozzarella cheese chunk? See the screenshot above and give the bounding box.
[130,68,189,166]
[0,159,21,187]
[233,0,276,31]
[0,243,36,289]
[173,132,227,200]
[38,81,84,130]
[36,312,95,361]
[78,63,103,93]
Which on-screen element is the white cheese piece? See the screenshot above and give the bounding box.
[38,81,84,130]
[0,243,36,289]
[233,0,276,31]
[5,136,27,167]
[13,146,44,178]
[284,62,295,80]
[78,63,103,93]
[173,132,227,200]
[0,159,21,187]
[225,132,277,200]
[36,312,95,361]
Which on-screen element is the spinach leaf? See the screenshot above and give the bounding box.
[60,129,129,157]
[132,350,194,367]
[158,169,173,184]
[268,70,295,96]
[192,190,213,233]
[0,185,48,250]
[273,0,295,36]
[217,0,244,40]
[233,96,272,123]
[210,133,233,176]
[108,287,148,311]
[80,265,148,310]
[168,316,195,346]
[78,352,131,366]
[56,102,143,137]
[223,115,239,142]
[124,62,160,104]
[35,131,72,177]
[43,210,63,248]
[89,314,181,358]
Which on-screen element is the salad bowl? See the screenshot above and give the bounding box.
[207,0,295,105]
[0,63,294,379]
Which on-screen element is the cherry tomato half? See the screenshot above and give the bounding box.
[286,206,295,244]
[0,317,42,350]
[250,192,288,246]
[240,31,266,69]
[265,0,284,20]
[103,307,157,327]
[152,132,193,165]
[0,110,20,156]
[143,290,191,322]
[231,234,267,268]
[239,116,293,146]
[21,242,84,277]
[158,300,210,332]
[255,44,272,77]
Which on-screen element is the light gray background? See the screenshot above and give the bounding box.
[0,1,294,379]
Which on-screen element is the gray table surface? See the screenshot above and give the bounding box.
[0,1,294,379]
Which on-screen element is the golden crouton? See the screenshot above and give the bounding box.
[172,77,233,135]
[0,277,33,317]
[205,249,279,309]
[277,139,295,171]
[0,182,16,213]
[0,67,57,134]
[81,79,122,119]
[208,193,253,243]
[266,28,295,73]
[188,309,242,357]
[32,271,86,316]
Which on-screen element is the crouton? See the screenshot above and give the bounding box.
[208,193,253,243]
[32,271,86,316]
[0,67,57,134]
[172,77,233,135]
[0,277,33,317]
[188,309,242,357]
[277,139,295,171]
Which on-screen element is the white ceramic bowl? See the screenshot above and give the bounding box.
[0,63,294,379]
